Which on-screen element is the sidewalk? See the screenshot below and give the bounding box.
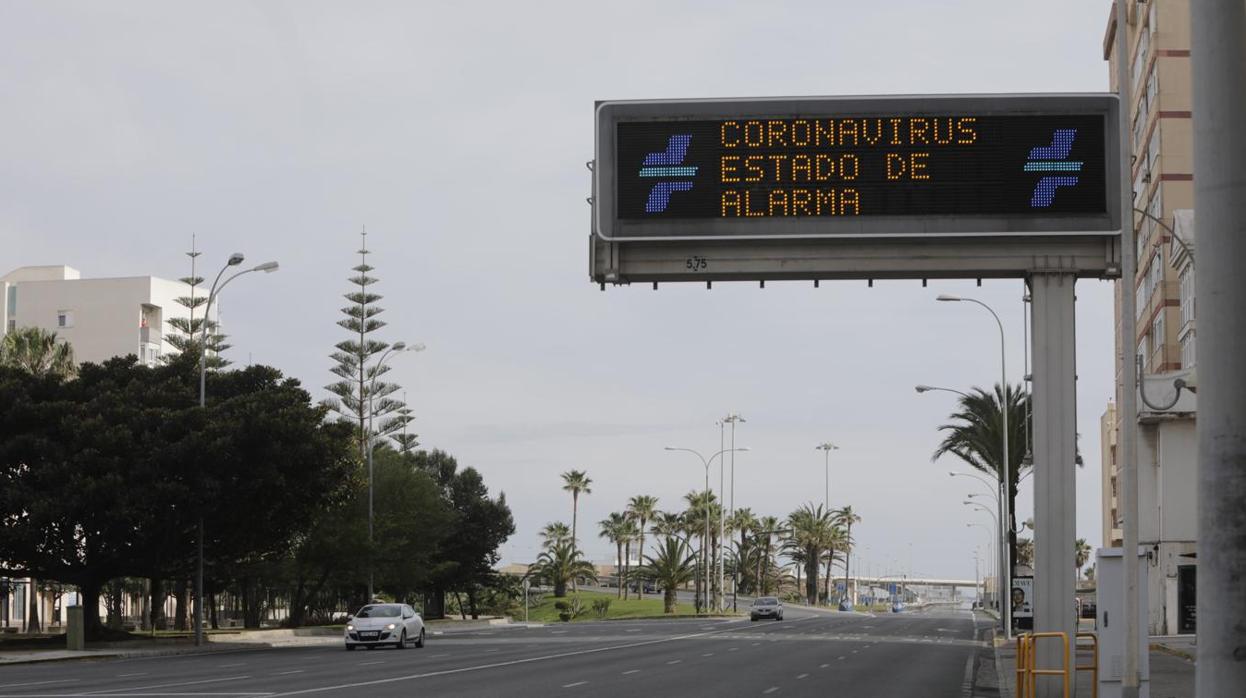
[0,618,530,665]
[992,633,1195,698]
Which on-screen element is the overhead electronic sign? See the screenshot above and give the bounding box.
[594,95,1120,241]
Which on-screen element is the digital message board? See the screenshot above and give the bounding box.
[594,95,1120,241]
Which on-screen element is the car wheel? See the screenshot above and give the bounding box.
[396,630,407,650]
[415,628,425,648]
[345,644,356,651]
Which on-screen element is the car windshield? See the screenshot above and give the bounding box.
[356,605,400,618]
[754,598,778,606]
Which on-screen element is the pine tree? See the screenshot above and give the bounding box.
[391,393,420,453]
[325,229,414,457]
[164,237,229,368]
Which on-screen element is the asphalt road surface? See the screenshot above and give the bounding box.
[0,606,995,697]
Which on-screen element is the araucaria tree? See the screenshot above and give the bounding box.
[164,237,228,368]
[325,230,414,455]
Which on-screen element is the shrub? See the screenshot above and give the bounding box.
[591,598,611,618]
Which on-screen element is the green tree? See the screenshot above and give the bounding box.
[635,536,698,614]
[837,506,861,604]
[0,326,75,378]
[729,507,757,593]
[786,503,837,606]
[415,449,515,619]
[324,230,414,461]
[598,512,628,599]
[1075,538,1092,576]
[540,522,571,547]
[0,354,354,637]
[754,515,782,595]
[528,540,596,598]
[931,383,1032,571]
[626,495,659,596]
[560,470,591,590]
[163,238,229,369]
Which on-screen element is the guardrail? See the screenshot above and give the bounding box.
[1015,631,1098,698]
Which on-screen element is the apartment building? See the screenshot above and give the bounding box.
[1,265,209,367]
[1101,0,1198,636]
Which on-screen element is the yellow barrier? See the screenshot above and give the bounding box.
[1076,632,1100,698]
[1014,632,1071,698]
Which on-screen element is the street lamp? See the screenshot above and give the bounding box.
[937,293,1012,638]
[815,442,838,511]
[915,384,970,398]
[195,254,279,646]
[722,413,745,612]
[664,446,749,613]
[365,341,424,600]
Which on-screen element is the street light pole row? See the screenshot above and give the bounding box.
[664,446,748,614]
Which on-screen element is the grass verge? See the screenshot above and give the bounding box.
[515,588,737,623]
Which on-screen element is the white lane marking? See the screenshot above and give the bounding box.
[219,663,247,668]
[701,653,714,657]
[0,681,80,690]
[666,659,682,665]
[797,673,809,679]
[358,661,385,666]
[80,675,252,694]
[622,670,640,675]
[430,653,450,658]
[837,656,846,660]
[819,663,829,668]
[275,671,305,676]
[763,688,779,695]
[0,694,273,697]
[728,647,738,651]
[562,681,588,688]
[751,642,761,646]
[265,621,761,696]
[116,674,147,679]
[625,629,641,632]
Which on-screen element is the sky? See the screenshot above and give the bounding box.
[1,0,1120,581]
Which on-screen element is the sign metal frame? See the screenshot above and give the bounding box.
[594,93,1121,242]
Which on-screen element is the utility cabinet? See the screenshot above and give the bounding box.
[1096,548,1150,698]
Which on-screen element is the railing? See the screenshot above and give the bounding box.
[1015,631,1099,698]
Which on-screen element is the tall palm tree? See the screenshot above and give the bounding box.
[0,326,76,377]
[598,513,628,599]
[626,495,660,596]
[837,506,862,605]
[755,515,781,595]
[560,470,591,590]
[683,490,720,610]
[931,383,1031,570]
[620,517,640,600]
[729,508,757,593]
[635,537,698,614]
[528,540,596,598]
[786,503,836,606]
[540,522,571,548]
[1075,538,1092,576]
[650,511,684,537]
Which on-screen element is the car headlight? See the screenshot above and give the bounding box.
[346,624,354,631]
[385,623,396,630]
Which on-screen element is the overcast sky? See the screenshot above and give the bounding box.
[1,1,1119,581]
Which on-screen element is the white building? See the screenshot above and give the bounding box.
[1,265,210,367]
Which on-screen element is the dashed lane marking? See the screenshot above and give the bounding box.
[358,661,385,666]
[116,675,147,679]
[796,674,809,679]
[819,663,829,668]
[219,663,247,668]
[622,670,640,675]
[666,659,682,665]
[562,681,588,688]
[702,653,714,657]
[275,671,305,676]
[0,681,79,690]
[763,688,779,695]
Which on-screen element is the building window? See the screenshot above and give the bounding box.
[1132,31,1149,90]
[56,310,74,328]
[1181,330,1196,369]
[1152,313,1165,358]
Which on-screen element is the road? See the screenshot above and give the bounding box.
[0,606,995,697]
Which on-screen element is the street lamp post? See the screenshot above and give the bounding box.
[195,254,278,647]
[815,442,838,512]
[723,413,744,612]
[936,294,1012,638]
[364,342,424,600]
[665,446,749,614]
[966,502,999,613]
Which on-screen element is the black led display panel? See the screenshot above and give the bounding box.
[615,115,1106,222]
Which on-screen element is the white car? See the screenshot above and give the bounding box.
[345,603,425,650]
